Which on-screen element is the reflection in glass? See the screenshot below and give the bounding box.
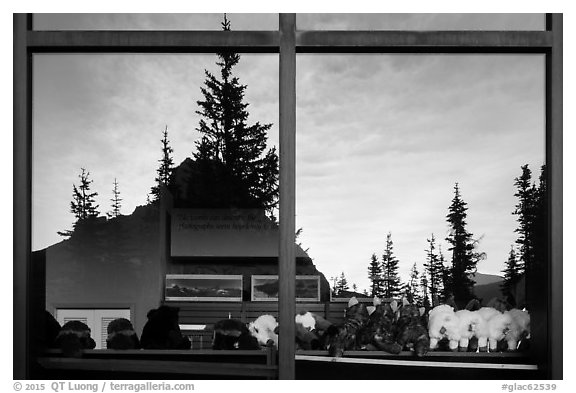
[296,54,544,309]
[297,13,545,31]
[33,50,284,338]
[34,13,278,31]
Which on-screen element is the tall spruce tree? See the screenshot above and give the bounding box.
[381,232,402,298]
[58,168,100,236]
[501,245,521,299]
[532,165,548,270]
[445,183,484,307]
[420,274,431,309]
[189,15,279,213]
[423,234,444,306]
[404,262,421,304]
[108,178,122,218]
[368,253,384,297]
[513,165,534,272]
[150,125,175,204]
[512,164,547,307]
[438,245,452,303]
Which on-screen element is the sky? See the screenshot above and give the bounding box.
[31,13,546,293]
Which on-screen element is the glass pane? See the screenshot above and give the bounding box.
[296,54,544,363]
[33,52,283,355]
[34,13,278,30]
[297,13,545,31]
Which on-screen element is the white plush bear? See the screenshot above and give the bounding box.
[428,304,460,351]
[474,307,501,352]
[487,311,513,352]
[454,309,483,351]
[503,308,530,351]
[248,314,278,348]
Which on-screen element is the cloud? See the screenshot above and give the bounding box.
[31,16,545,295]
[33,51,278,249]
[295,54,544,290]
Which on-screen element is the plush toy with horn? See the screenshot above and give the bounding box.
[394,298,430,357]
[323,297,369,357]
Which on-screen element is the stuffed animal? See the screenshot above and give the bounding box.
[357,297,401,354]
[474,307,501,352]
[454,309,483,352]
[395,300,430,357]
[428,304,460,351]
[248,315,278,348]
[503,308,530,351]
[106,318,140,350]
[486,311,513,352]
[37,311,61,350]
[140,306,191,349]
[295,311,334,350]
[323,297,369,357]
[213,318,260,350]
[54,320,96,357]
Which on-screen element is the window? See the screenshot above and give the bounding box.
[14,13,563,380]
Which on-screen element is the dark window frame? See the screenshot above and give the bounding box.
[13,13,562,380]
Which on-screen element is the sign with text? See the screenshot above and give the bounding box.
[170,208,282,257]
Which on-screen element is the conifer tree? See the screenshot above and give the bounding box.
[150,125,175,204]
[334,272,350,295]
[368,253,384,297]
[513,165,534,271]
[424,234,444,306]
[501,245,521,298]
[532,165,548,270]
[513,164,548,277]
[404,262,421,304]
[420,274,431,309]
[445,183,484,307]
[381,232,402,298]
[58,168,100,236]
[438,245,452,302]
[108,178,122,218]
[189,15,279,213]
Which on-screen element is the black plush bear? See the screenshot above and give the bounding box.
[140,306,191,349]
[212,319,260,350]
[106,318,141,350]
[54,320,96,357]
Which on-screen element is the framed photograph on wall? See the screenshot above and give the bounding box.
[165,274,243,302]
[251,275,320,302]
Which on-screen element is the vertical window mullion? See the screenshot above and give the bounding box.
[14,12,33,380]
[278,13,296,380]
[547,13,562,380]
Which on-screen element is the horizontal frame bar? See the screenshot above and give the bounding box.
[296,30,552,53]
[295,355,538,370]
[38,358,277,377]
[28,30,280,53]
[26,29,552,54]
